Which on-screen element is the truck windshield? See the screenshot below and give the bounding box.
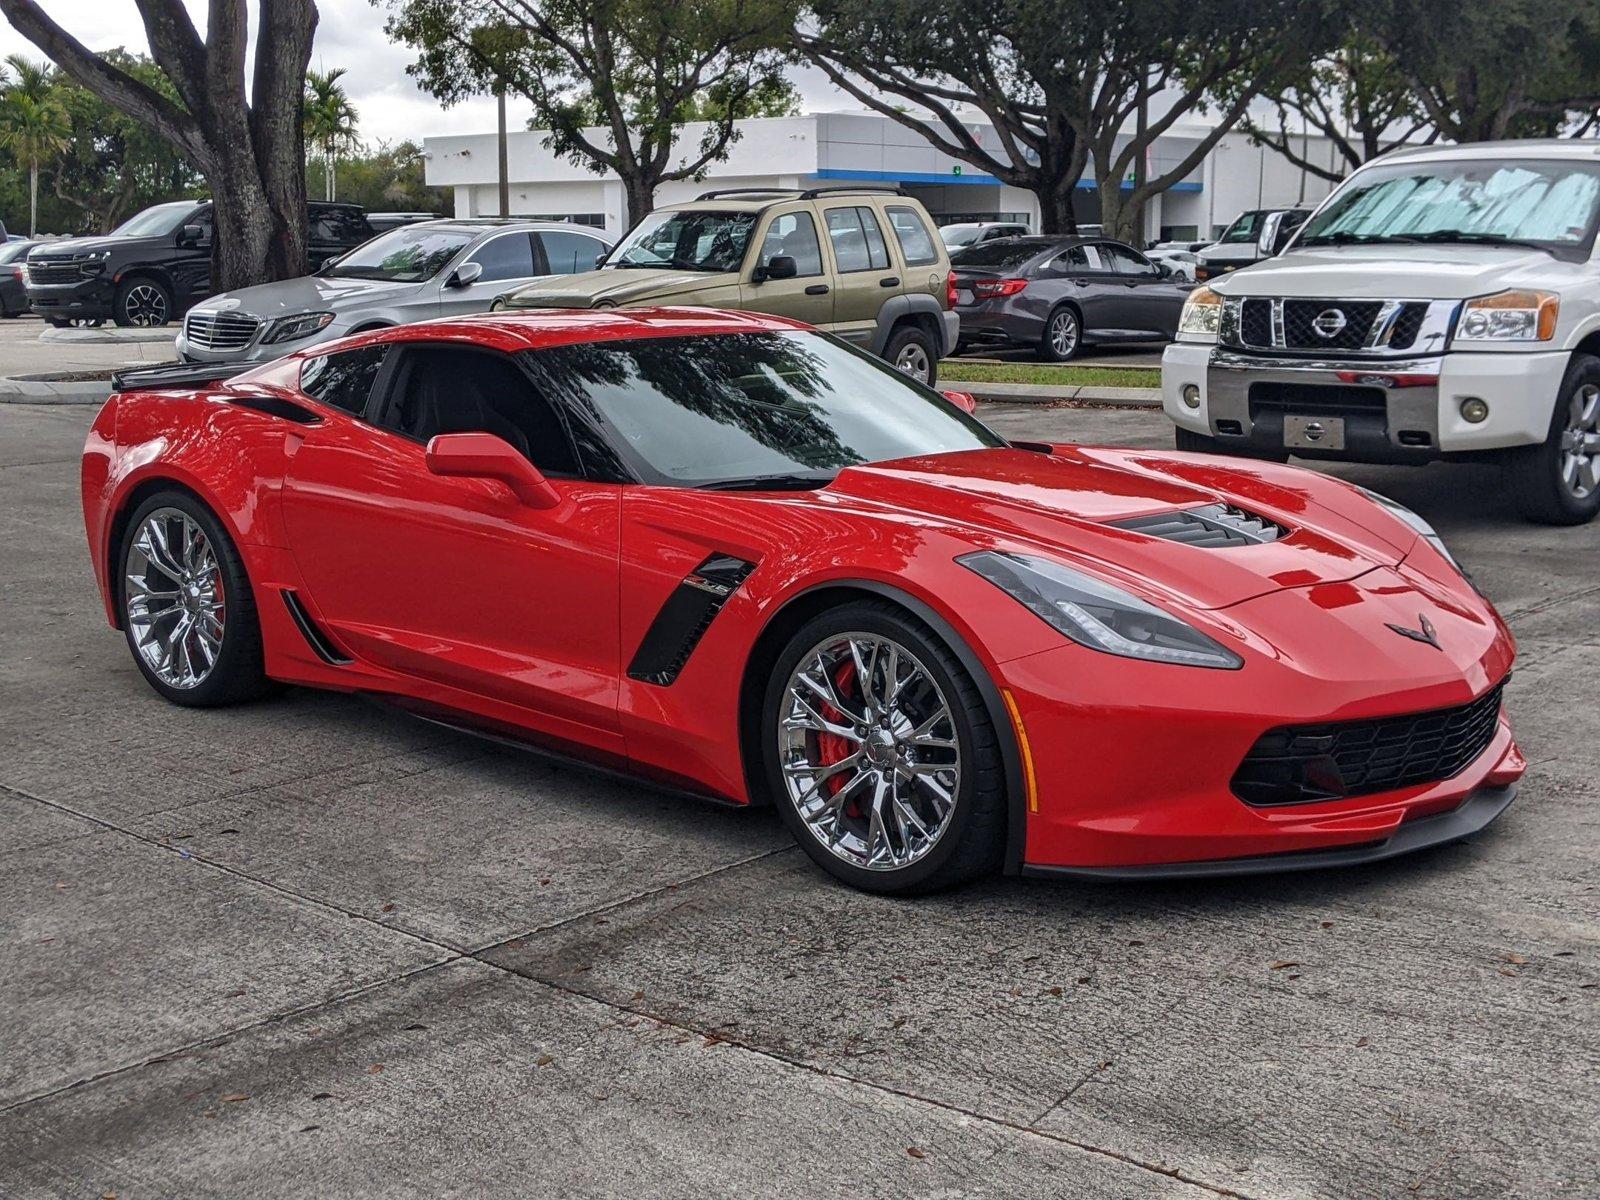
[1298,158,1600,257]
[1217,211,1265,244]
[111,203,199,238]
[606,210,757,273]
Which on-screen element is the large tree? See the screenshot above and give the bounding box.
[800,0,1338,241]
[304,66,359,202]
[386,0,798,227]
[0,0,318,289]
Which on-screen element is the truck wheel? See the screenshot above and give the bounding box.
[1506,354,1600,526]
[885,324,938,386]
[114,278,173,328]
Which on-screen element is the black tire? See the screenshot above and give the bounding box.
[884,323,939,386]
[1505,353,1600,526]
[761,600,1007,894]
[45,317,72,328]
[113,277,173,328]
[117,490,271,707]
[1039,305,1082,362]
[1174,425,1218,454]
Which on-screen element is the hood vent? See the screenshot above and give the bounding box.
[1110,503,1286,547]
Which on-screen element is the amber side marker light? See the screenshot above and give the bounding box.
[1001,688,1040,814]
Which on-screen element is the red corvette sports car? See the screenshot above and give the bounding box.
[82,308,1523,892]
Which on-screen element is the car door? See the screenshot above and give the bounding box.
[739,206,833,327]
[821,204,898,347]
[435,230,540,319]
[1037,243,1119,336]
[170,205,214,307]
[1101,242,1193,337]
[278,340,624,746]
[882,203,947,305]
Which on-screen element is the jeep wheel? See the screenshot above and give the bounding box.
[1506,353,1600,526]
[114,279,173,328]
[885,325,937,386]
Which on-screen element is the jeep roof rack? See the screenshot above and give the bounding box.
[693,184,908,202]
[798,184,906,199]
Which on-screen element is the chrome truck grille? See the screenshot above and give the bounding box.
[183,310,262,351]
[1225,298,1450,356]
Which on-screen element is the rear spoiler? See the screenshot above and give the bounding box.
[111,362,250,394]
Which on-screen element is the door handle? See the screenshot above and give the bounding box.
[805,284,830,296]
[1073,279,1090,287]
[1124,281,1138,288]
[879,277,900,288]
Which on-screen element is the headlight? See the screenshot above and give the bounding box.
[1176,286,1223,340]
[1453,289,1558,344]
[1355,485,1477,588]
[262,311,336,345]
[959,551,1242,669]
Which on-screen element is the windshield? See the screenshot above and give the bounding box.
[941,225,981,247]
[518,331,1003,487]
[112,202,199,238]
[607,209,757,272]
[950,239,1057,270]
[324,225,471,281]
[1218,211,1266,244]
[1297,158,1600,256]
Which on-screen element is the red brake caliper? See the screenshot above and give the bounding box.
[815,661,867,818]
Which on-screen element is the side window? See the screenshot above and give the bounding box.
[885,205,938,266]
[1103,244,1156,275]
[466,233,536,283]
[1080,245,1112,273]
[824,206,890,273]
[538,230,606,275]
[299,345,387,416]
[1047,245,1091,274]
[755,211,823,277]
[383,347,578,476]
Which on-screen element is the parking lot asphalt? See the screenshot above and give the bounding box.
[1,398,1595,1199]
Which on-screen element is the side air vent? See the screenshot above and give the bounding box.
[227,393,322,424]
[1110,503,1286,547]
[628,553,757,686]
[280,590,352,665]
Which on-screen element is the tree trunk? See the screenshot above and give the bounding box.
[28,160,38,237]
[621,173,655,230]
[1098,181,1138,244]
[1036,182,1078,235]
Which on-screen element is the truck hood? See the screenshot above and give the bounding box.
[1215,244,1584,300]
[190,275,420,320]
[506,268,731,309]
[820,446,1419,612]
[29,234,164,259]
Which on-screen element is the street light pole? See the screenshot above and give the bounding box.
[497,83,510,219]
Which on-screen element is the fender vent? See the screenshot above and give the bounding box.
[1110,503,1286,547]
[226,393,322,424]
[280,589,352,665]
[628,554,757,686]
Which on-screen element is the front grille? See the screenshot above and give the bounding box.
[1111,502,1286,547]
[1231,299,1432,352]
[1387,304,1428,350]
[1232,682,1506,807]
[26,259,84,285]
[1282,300,1383,350]
[1249,382,1387,415]
[1240,299,1271,347]
[184,310,261,351]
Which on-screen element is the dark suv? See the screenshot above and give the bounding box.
[24,200,375,328]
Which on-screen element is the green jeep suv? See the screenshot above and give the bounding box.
[494,186,958,384]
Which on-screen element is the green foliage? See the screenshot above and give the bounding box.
[304,67,361,202]
[307,140,447,214]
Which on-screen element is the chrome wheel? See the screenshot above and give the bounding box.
[124,508,225,690]
[1559,383,1600,499]
[121,283,169,327]
[894,341,931,382]
[1048,309,1079,358]
[777,632,961,872]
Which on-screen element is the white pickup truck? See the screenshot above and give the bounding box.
[1164,140,1600,524]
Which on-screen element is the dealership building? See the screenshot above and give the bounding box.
[422,111,1346,243]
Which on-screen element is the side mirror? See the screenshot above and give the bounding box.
[445,261,484,289]
[754,254,797,283]
[177,224,206,248]
[318,254,342,274]
[1154,260,1174,278]
[940,389,978,414]
[424,432,561,509]
[593,250,609,269]
[1257,211,1297,257]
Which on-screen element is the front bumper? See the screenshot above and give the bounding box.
[1162,342,1568,456]
[26,279,115,321]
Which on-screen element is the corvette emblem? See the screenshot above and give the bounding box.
[1386,614,1440,649]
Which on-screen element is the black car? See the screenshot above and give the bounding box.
[950,236,1195,361]
[24,200,376,328]
[0,240,39,317]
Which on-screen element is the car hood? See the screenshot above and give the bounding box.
[505,268,731,308]
[1215,244,1585,300]
[190,275,420,319]
[820,445,1421,612]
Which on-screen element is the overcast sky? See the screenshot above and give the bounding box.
[0,1,849,145]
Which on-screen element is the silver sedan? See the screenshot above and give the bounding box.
[176,219,613,364]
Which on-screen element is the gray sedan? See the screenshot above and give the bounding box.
[950,236,1195,361]
[176,219,613,364]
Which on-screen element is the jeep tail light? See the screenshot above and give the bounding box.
[972,278,1028,300]
[946,271,957,310]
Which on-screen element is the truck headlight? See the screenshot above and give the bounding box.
[1453,289,1558,344]
[959,551,1242,669]
[1176,286,1223,341]
[263,311,336,344]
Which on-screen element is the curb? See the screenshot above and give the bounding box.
[959,380,1162,407]
[0,375,111,404]
[38,325,176,344]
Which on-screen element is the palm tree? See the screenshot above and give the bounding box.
[303,68,360,202]
[0,56,68,236]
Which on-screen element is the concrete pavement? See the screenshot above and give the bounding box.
[0,399,1595,1199]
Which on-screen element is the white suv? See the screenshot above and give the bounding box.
[1163,140,1600,524]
